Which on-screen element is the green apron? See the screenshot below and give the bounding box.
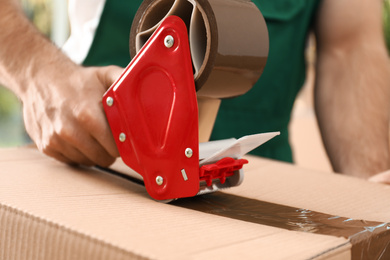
[83,0,321,163]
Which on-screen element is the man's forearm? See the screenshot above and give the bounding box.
[0,0,122,167]
[0,0,73,97]
[315,45,390,178]
[314,0,390,178]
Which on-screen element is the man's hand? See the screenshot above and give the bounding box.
[21,64,123,167]
[0,0,123,167]
[369,170,390,184]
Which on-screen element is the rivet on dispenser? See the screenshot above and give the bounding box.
[156,176,164,186]
[119,133,126,142]
[106,97,114,107]
[185,148,193,158]
[164,35,174,48]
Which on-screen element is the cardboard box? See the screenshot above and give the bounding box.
[0,147,389,259]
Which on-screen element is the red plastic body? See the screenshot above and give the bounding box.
[103,16,199,200]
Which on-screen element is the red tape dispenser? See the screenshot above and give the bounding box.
[103,16,278,200]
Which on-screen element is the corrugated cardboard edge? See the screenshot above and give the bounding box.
[0,200,352,260]
[0,203,148,260]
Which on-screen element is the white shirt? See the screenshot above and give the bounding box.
[62,0,106,64]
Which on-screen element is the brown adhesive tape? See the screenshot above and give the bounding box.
[172,193,390,260]
[130,0,268,99]
[102,166,390,259]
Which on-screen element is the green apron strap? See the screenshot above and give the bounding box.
[82,0,143,67]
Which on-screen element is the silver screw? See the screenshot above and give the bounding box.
[185,148,193,158]
[156,176,164,186]
[106,97,114,107]
[164,35,174,48]
[119,133,126,142]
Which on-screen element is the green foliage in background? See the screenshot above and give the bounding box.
[384,0,390,55]
[21,0,52,37]
[0,86,26,146]
[0,87,19,119]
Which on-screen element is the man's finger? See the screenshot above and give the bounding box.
[368,170,390,184]
[41,146,74,165]
[89,110,120,158]
[58,123,117,167]
[72,102,120,160]
[98,65,124,90]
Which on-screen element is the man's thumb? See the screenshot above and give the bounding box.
[100,65,124,89]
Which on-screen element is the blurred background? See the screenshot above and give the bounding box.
[0,0,389,172]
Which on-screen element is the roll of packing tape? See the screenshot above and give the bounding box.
[130,0,268,99]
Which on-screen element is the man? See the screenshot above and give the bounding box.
[0,0,389,181]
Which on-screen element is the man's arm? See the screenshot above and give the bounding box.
[314,0,390,178]
[0,0,122,166]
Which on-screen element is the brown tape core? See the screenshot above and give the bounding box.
[172,192,390,259]
[130,0,269,98]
